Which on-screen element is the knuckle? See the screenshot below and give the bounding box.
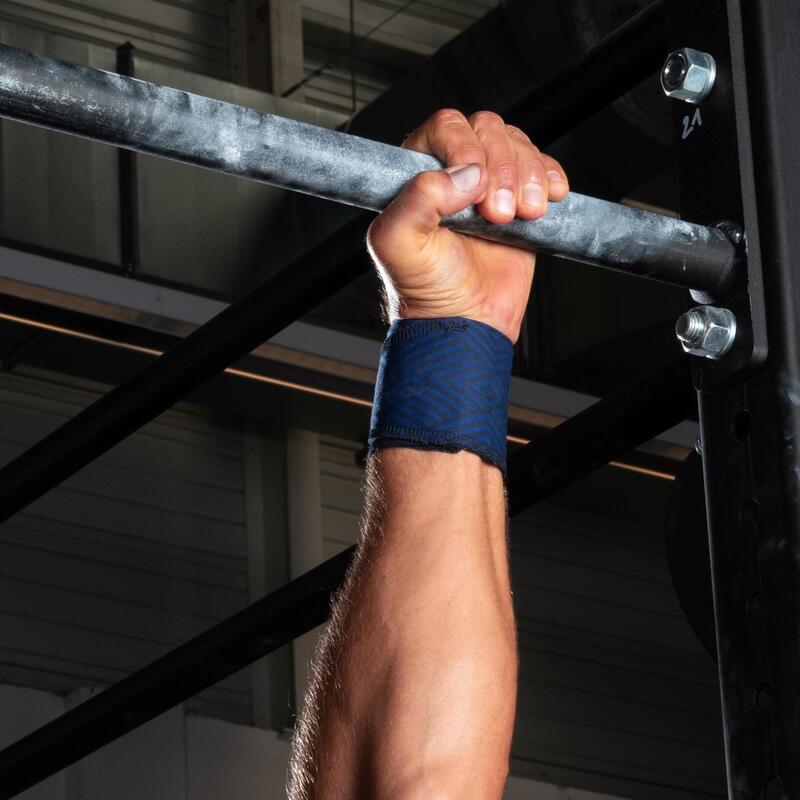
[407,170,443,200]
[412,170,439,191]
[455,147,485,165]
[469,110,505,129]
[526,159,546,178]
[492,159,519,185]
[505,124,529,141]
[430,107,467,130]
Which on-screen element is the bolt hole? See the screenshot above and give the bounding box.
[663,52,687,91]
[734,410,752,441]
[746,589,768,623]
[739,498,760,533]
[763,776,787,800]
[755,682,775,712]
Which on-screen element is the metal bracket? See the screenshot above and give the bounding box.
[664,3,767,389]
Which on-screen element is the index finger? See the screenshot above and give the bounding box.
[402,108,486,171]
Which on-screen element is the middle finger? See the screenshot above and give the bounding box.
[468,111,519,224]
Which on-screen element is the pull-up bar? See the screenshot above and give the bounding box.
[0,45,736,294]
[0,1,670,528]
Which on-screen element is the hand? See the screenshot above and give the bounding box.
[367,109,569,344]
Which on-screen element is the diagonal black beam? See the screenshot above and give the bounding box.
[0,355,694,799]
[503,0,665,139]
[0,0,688,526]
[508,355,694,514]
[0,216,368,523]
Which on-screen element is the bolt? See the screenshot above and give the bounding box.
[661,47,716,103]
[675,309,706,346]
[716,219,744,248]
[675,305,737,359]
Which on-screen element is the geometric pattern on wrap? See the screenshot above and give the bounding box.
[368,317,514,474]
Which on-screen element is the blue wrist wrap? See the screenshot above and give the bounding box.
[368,317,513,474]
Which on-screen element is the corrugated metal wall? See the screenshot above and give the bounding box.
[0,0,230,78]
[131,58,346,296]
[299,0,498,113]
[317,435,724,800]
[0,0,499,115]
[0,2,495,292]
[0,368,253,723]
[0,19,345,295]
[0,22,122,266]
[319,435,362,560]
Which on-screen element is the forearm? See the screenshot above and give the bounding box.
[287,106,567,799]
[289,448,517,799]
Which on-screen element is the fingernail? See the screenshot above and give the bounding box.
[547,170,564,185]
[495,188,515,216]
[523,182,545,208]
[446,164,481,192]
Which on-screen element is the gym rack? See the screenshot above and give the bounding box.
[0,0,796,797]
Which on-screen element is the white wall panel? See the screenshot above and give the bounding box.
[0,22,121,265]
[0,368,252,723]
[65,695,187,800]
[0,0,230,78]
[0,682,636,799]
[0,684,65,800]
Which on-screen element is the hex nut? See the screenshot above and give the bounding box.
[675,306,737,359]
[661,47,717,103]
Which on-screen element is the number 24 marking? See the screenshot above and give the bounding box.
[682,108,703,140]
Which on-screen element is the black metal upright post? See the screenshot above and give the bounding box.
[665,1,800,797]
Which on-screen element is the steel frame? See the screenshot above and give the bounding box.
[663,0,800,797]
[0,0,794,797]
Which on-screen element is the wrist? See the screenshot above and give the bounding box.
[368,317,513,474]
[396,301,522,345]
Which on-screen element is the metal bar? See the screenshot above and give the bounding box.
[0,44,736,293]
[289,0,670,322]
[508,356,693,515]
[504,0,666,140]
[0,357,692,798]
[0,546,354,800]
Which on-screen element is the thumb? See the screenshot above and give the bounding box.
[382,163,485,239]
